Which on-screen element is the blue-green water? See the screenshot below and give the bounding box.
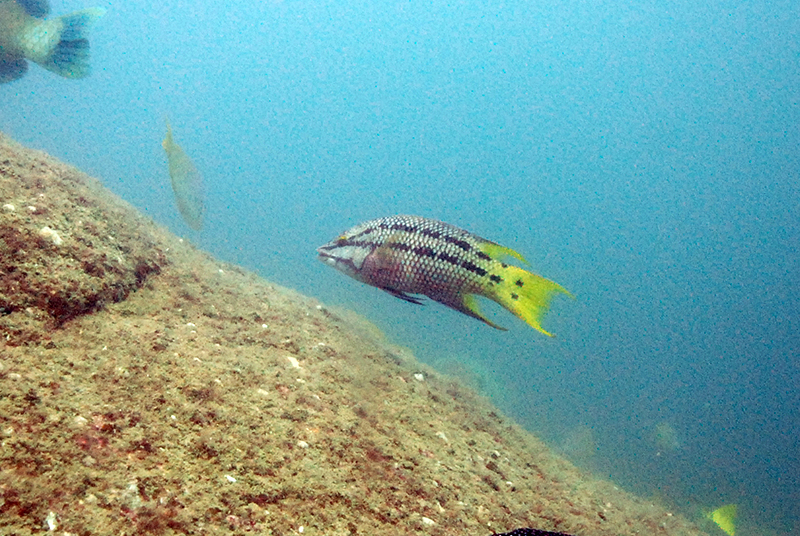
[3,0,798,533]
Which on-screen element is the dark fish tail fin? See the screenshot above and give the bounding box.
[491,264,573,336]
[22,8,105,79]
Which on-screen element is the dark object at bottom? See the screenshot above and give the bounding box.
[492,529,577,536]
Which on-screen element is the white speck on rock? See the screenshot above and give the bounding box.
[297,440,309,449]
[122,482,142,509]
[38,226,63,246]
[435,431,448,443]
[421,516,435,526]
[45,511,57,531]
[414,373,424,381]
[286,356,300,368]
[2,203,14,212]
[225,474,237,483]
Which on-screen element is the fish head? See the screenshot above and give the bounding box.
[316,233,372,283]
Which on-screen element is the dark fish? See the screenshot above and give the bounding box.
[317,215,572,335]
[0,0,104,83]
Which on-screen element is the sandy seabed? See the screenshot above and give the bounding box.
[0,132,709,536]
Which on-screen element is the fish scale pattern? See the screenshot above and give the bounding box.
[336,215,497,297]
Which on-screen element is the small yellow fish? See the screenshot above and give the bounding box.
[707,504,737,536]
[0,0,104,83]
[318,215,572,335]
[163,118,205,231]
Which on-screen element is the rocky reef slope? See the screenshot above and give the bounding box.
[0,133,708,536]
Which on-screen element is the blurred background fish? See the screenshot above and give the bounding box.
[162,118,205,231]
[0,0,104,83]
[652,421,682,455]
[706,504,737,536]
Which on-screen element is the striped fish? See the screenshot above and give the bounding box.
[317,215,572,335]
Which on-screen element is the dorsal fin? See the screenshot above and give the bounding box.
[479,240,528,264]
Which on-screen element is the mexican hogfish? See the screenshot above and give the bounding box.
[317,215,571,335]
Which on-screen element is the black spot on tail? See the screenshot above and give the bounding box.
[510,293,519,300]
[490,274,503,284]
[515,279,524,287]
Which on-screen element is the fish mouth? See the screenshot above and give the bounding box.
[316,247,337,265]
[316,246,360,276]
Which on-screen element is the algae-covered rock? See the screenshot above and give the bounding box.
[0,133,166,344]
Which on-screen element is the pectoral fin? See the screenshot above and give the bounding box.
[381,288,425,305]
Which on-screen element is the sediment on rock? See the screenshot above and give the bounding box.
[0,134,167,345]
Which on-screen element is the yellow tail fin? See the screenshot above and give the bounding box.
[491,264,573,336]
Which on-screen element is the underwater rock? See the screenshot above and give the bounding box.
[0,133,166,344]
[492,529,576,536]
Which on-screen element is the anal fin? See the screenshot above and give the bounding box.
[436,294,508,331]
